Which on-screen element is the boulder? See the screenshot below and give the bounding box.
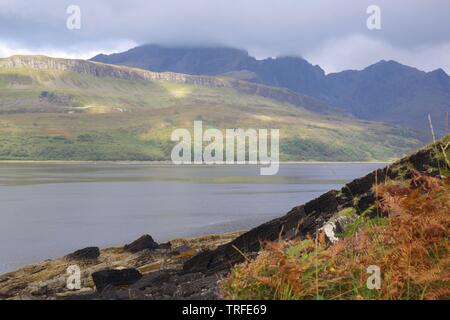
[183,190,340,274]
[92,268,142,292]
[158,242,172,250]
[65,247,100,261]
[124,235,159,253]
[130,270,173,290]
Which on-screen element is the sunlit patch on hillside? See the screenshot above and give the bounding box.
[160,82,194,98]
[253,115,274,122]
[44,129,69,136]
[252,114,289,124]
[80,104,127,114]
[0,120,24,134]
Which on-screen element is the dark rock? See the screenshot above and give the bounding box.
[92,268,142,292]
[183,250,214,273]
[31,285,52,297]
[355,193,376,213]
[130,270,173,290]
[65,247,100,261]
[75,270,220,300]
[178,275,217,297]
[176,272,207,284]
[124,235,158,253]
[161,283,178,296]
[100,288,146,300]
[184,190,340,274]
[158,242,172,250]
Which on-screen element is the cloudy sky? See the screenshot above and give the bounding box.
[1,0,449,74]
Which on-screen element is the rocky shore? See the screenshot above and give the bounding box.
[0,231,244,300]
[0,136,448,300]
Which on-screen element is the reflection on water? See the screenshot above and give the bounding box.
[0,162,384,274]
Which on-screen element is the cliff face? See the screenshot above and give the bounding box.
[0,55,194,82]
[0,55,333,114]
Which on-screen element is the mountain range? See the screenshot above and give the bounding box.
[92,44,450,134]
[0,55,423,161]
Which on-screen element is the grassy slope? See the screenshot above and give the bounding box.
[0,65,424,161]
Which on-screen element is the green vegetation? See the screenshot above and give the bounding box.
[0,61,425,161]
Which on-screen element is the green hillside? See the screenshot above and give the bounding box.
[0,56,424,161]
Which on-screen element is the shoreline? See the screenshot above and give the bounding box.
[0,230,246,299]
[0,229,246,276]
[0,160,391,165]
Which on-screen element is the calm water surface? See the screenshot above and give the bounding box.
[0,162,384,274]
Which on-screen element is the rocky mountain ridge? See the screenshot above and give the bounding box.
[0,55,333,114]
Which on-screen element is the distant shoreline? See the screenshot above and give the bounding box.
[0,160,391,165]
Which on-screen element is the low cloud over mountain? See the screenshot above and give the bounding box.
[1,0,450,74]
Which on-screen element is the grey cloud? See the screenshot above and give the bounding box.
[0,0,449,73]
